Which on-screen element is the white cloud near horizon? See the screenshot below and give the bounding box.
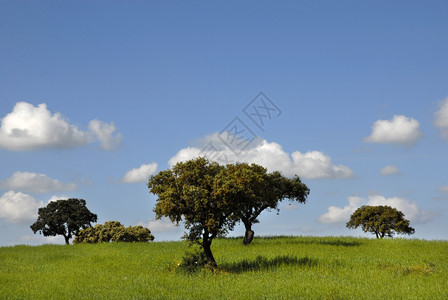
[138,218,179,233]
[380,165,400,176]
[0,102,122,151]
[0,191,43,224]
[122,163,158,183]
[168,133,354,179]
[434,98,448,139]
[0,172,76,194]
[364,115,423,146]
[18,234,65,245]
[318,195,433,225]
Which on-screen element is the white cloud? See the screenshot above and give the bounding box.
[0,102,122,151]
[47,195,69,203]
[438,185,448,194]
[380,165,400,176]
[121,163,158,183]
[364,115,423,146]
[88,119,122,151]
[168,147,202,167]
[0,191,43,224]
[138,218,179,233]
[168,133,354,179]
[290,150,354,179]
[19,234,65,245]
[434,98,448,139]
[318,196,362,224]
[0,172,76,194]
[318,195,433,225]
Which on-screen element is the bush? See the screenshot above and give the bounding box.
[178,248,208,273]
[74,221,154,244]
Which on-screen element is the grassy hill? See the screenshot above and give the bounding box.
[1,236,447,299]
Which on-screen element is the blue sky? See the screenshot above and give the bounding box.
[1,1,447,245]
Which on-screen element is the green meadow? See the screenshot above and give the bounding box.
[1,236,447,299]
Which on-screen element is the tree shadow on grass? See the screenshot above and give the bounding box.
[220,255,317,273]
[301,239,361,247]
[226,236,362,247]
[279,239,361,247]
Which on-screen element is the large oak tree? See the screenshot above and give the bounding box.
[148,158,311,267]
[148,158,233,268]
[214,163,310,245]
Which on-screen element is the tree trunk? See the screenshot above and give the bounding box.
[202,239,217,268]
[243,221,254,245]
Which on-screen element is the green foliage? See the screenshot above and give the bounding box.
[148,157,232,267]
[1,237,447,299]
[148,158,311,267]
[74,221,154,244]
[30,198,97,244]
[214,163,309,244]
[122,224,155,242]
[177,247,208,274]
[346,205,415,238]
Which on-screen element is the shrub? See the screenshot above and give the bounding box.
[178,248,208,273]
[74,221,154,244]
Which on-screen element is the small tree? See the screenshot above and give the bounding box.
[214,163,310,245]
[148,157,234,268]
[346,205,415,239]
[30,198,97,244]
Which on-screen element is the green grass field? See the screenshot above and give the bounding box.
[1,236,447,299]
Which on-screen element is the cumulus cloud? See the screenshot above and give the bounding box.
[0,102,122,151]
[168,133,354,179]
[0,172,76,194]
[318,195,432,225]
[318,196,362,224]
[0,191,43,224]
[121,163,158,183]
[138,218,179,233]
[47,195,69,203]
[19,234,65,245]
[434,98,448,139]
[380,165,400,176]
[290,151,354,179]
[88,120,122,151]
[364,115,423,146]
[168,147,202,166]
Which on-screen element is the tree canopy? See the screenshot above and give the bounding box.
[74,221,155,244]
[30,198,97,244]
[148,157,232,268]
[148,157,310,267]
[346,205,415,239]
[214,163,309,244]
